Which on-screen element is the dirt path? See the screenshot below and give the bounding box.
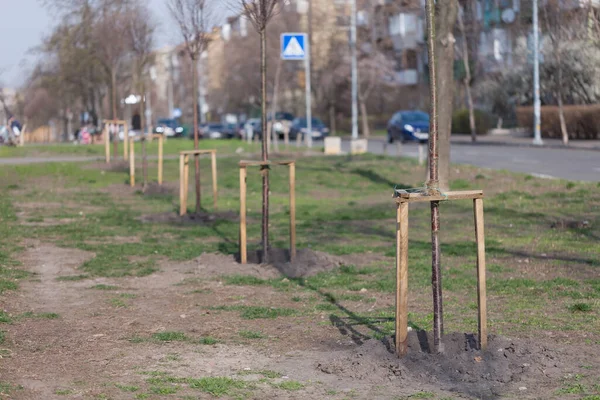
[1,243,598,400]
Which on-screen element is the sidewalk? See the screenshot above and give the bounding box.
[451,133,600,151]
[340,133,600,151]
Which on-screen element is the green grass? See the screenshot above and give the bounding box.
[239,330,266,339]
[569,303,593,313]
[54,389,74,395]
[272,380,304,391]
[199,336,218,345]
[152,331,189,342]
[56,275,89,282]
[115,384,139,392]
[0,331,6,345]
[90,284,120,290]
[188,377,248,396]
[211,305,298,319]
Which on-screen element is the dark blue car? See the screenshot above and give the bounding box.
[387,111,430,144]
[289,117,330,140]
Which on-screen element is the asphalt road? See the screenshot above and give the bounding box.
[0,140,597,182]
[340,138,600,182]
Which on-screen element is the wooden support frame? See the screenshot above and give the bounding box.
[394,189,487,357]
[128,135,164,187]
[103,119,129,163]
[179,150,218,216]
[238,160,296,265]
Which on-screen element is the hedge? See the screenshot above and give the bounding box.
[516,105,600,140]
[451,109,495,135]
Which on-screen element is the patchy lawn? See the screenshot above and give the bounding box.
[0,151,598,399]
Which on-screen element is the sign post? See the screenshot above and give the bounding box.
[281,33,312,148]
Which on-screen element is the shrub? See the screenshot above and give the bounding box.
[451,108,495,135]
[516,105,600,140]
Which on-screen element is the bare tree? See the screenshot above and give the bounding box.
[93,3,132,156]
[542,0,570,145]
[238,0,283,263]
[128,2,156,188]
[357,51,397,138]
[168,0,214,214]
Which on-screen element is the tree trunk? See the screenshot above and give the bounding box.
[260,28,270,263]
[111,68,118,158]
[192,55,201,213]
[141,83,148,190]
[435,0,458,192]
[359,99,370,138]
[457,6,477,142]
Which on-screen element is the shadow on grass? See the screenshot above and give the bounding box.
[294,279,395,350]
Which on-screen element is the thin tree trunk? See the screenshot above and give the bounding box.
[457,6,477,142]
[192,55,201,213]
[359,99,370,138]
[141,82,148,189]
[260,28,270,263]
[425,0,443,354]
[111,68,118,158]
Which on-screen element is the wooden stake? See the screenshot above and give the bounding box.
[289,162,296,261]
[211,151,218,210]
[239,166,247,264]
[474,198,488,350]
[129,138,135,187]
[179,154,185,216]
[183,155,189,214]
[124,124,129,161]
[158,135,163,185]
[105,124,110,164]
[396,201,409,356]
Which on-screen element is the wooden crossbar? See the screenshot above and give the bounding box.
[394,190,483,203]
[180,149,217,155]
[239,160,295,167]
[239,161,296,264]
[395,189,487,357]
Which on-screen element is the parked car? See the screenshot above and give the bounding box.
[387,111,430,144]
[289,117,330,140]
[199,123,233,139]
[155,118,184,137]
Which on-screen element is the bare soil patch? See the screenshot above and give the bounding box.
[245,248,344,278]
[139,210,238,225]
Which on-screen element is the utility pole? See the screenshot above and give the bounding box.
[532,0,543,145]
[350,0,359,140]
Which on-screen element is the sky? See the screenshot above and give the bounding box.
[0,0,180,89]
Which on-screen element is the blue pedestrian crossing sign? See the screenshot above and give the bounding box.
[281,33,307,60]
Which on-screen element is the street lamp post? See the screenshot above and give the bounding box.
[350,0,359,141]
[532,0,543,145]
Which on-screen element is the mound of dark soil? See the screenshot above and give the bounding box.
[139,210,238,225]
[193,253,280,279]
[88,160,129,173]
[316,331,566,399]
[245,248,344,278]
[142,182,177,197]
